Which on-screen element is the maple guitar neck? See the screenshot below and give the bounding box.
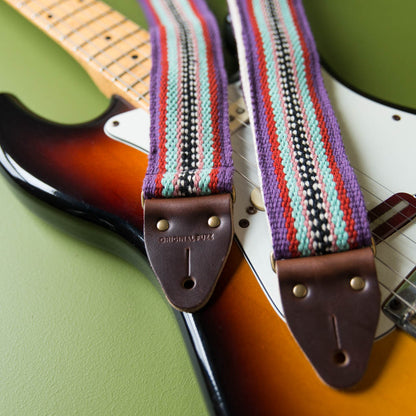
[5,0,151,109]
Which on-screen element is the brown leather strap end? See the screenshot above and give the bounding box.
[276,247,380,388]
[144,194,233,312]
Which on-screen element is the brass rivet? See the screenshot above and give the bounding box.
[208,216,220,228]
[350,276,365,291]
[157,219,169,232]
[232,186,236,204]
[293,284,307,298]
[250,187,265,211]
[270,251,276,273]
[371,238,376,256]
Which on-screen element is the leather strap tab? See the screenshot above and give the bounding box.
[144,194,233,312]
[276,247,380,388]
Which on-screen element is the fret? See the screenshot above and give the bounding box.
[107,57,146,85]
[52,8,113,38]
[108,19,143,39]
[57,10,115,41]
[120,57,152,81]
[124,86,149,104]
[107,48,151,80]
[51,1,99,26]
[90,35,149,66]
[66,17,126,49]
[6,0,151,108]
[19,0,47,14]
[41,0,98,24]
[25,0,66,15]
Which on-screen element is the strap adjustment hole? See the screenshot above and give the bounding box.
[182,277,196,290]
[333,349,349,366]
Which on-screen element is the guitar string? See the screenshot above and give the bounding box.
[20,0,151,104]
[229,109,416,269]
[28,0,416,242]
[231,108,416,240]
[14,0,416,304]
[377,256,416,321]
[44,0,416,267]
[351,168,416,264]
[48,8,116,40]
[231,107,416,222]
[49,0,152,92]
[378,279,416,316]
[42,0,97,27]
[16,0,412,221]
[27,0,68,14]
[39,0,151,73]
[20,0,150,96]
[229,112,416,317]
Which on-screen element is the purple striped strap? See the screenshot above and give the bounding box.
[228,0,380,388]
[139,0,233,199]
[139,0,234,312]
[228,0,371,260]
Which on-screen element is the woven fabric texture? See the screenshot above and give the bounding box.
[139,0,233,198]
[229,0,372,258]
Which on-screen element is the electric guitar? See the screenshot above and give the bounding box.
[1,0,416,415]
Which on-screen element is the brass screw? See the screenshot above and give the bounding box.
[350,276,365,291]
[157,219,169,232]
[270,252,276,273]
[293,284,308,298]
[371,238,376,256]
[208,216,221,228]
[250,187,265,211]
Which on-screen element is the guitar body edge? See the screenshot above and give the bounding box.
[1,92,416,415]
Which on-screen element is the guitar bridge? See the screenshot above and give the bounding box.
[383,267,416,337]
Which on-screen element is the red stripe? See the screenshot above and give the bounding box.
[189,0,221,192]
[288,0,357,248]
[247,0,300,257]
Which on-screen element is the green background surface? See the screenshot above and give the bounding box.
[0,1,414,415]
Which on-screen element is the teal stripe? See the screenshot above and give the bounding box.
[176,0,214,193]
[253,1,310,255]
[150,0,180,197]
[278,0,349,250]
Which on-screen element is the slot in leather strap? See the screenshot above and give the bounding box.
[228,0,380,387]
[139,0,233,311]
[276,247,379,388]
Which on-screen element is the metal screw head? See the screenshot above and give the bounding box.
[371,238,376,256]
[250,187,265,211]
[293,284,308,298]
[208,216,221,228]
[350,276,365,291]
[157,219,169,232]
[270,252,276,273]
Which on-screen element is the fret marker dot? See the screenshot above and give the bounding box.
[105,36,111,40]
[131,54,138,60]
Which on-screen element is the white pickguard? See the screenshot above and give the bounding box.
[104,69,416,339]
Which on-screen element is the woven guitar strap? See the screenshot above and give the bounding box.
[140,0,234,312]
[228,0,380,388]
